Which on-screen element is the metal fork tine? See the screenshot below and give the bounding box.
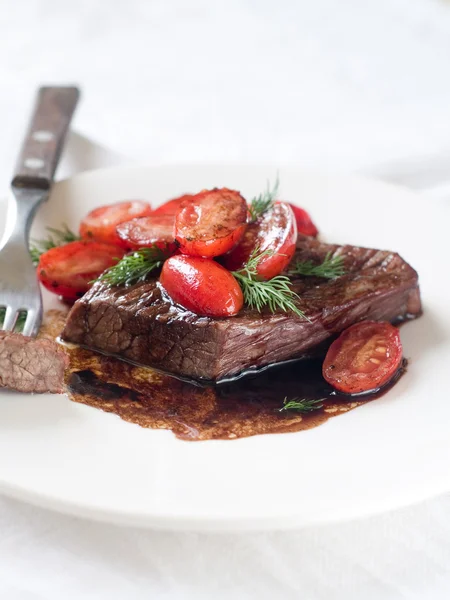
[2,306,18,331]
[22,310,38,337]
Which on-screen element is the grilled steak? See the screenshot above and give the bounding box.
[0,332,68,393]
[61,236,421,380]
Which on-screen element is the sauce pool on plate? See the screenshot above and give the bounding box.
[42,311,406,441]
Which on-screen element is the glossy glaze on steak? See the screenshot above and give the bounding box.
[61,236,421,380]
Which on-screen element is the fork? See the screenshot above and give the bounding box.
[0,86,79,337]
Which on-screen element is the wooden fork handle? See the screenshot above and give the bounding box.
[11,86,80,190]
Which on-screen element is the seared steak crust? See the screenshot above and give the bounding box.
[61,236,421,380]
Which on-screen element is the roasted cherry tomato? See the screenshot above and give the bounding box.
[160,255,243,317]
[116,214,176,252]
[175,188,247,258]
[38,241,125,301]
[153,194,193,215]
[289,204,318,237]
[80,200,152,246]
[323,321,403,394]
[221,201,297,280]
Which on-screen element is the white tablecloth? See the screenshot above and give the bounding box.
[1,1,450,598]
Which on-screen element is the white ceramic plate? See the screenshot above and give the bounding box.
[0,165,449,532]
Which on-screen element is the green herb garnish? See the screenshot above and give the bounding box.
[30,224,80,265]
[232,248,305,318]
[248,177,279,222]
[98,247,168,287]
[279,397,324,413]
[289,252,345,279]
[0,308,26,333]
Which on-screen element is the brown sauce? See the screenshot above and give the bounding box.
[42,311,407,441]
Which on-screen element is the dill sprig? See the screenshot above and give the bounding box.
[0,308,26,333]
[279,397,324,413]
[30,224,80,265]
[248,176,280,222]
[232,248,305,318]
[98,247,168,287]
[289,252,345,279]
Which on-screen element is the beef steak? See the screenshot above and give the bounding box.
[0,332,68,393]
[61,236,421,380]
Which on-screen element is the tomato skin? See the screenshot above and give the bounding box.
[38,241,125,301]
[153,194,193,215]
[221,201,297,279]
[175,188,247,258]
[323,321,403,394]
[160,255,243,317]
[289,204,318,237]
[116,215,176,252]
[80,200,152,247]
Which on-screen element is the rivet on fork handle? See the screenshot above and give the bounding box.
[12,86,80,190]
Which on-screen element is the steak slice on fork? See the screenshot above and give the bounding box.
[0,332,68,393]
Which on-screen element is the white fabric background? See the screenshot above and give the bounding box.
[2,0,450,178]
[1,1,450,598]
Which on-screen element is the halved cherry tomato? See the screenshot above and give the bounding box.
[80,200,152,246]
[323,321,403,394]
[153,194,193,215]
[289,204,318,237]
[38,241,125,301]
[116,214,176,252]
[221,201,297,280]
[160,255,243,317]
[175,188,247,258]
